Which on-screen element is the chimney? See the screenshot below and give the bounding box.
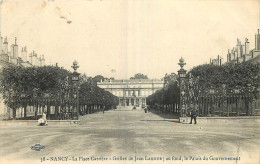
[236,39,242,57]
[258,29,260,50]
[29,52,33,64]
[0,33,2,54]
[41,55,45,66]
[10,44,14,58]
[21,47,27,62]
[21,47,24,60]
[13,37,18,59]
[227,51,229,62]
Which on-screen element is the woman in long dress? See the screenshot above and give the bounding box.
[38,112,48,126]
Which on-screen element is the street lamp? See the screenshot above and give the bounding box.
[71,60,80,120]
[178,57,187,118]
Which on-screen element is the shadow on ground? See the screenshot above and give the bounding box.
[148,108,180,119]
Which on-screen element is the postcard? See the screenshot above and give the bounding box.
[0,0,259,164]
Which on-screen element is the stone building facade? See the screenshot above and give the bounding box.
[210,29,260,65]
[97,79,164,107]
[0,33,47,119]
[0,34,45,68]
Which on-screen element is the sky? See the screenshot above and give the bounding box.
[0,0,259,79]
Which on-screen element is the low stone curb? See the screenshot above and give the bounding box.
[0,120,80,126]
[179,116,260,123]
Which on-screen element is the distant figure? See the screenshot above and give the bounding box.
[38,112,48,126]
[144,106,148,113]
[103,106,105,114]
[190,109,197,124]
[132,106,136,110]
[147,105,150,113]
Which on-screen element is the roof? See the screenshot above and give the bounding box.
[247,52,260,64]
[98,79,164,84]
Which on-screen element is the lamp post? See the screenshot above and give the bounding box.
[178,57,187,118]
[61,76,70,119]
[71,60,80,120]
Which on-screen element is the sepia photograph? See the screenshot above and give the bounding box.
[0,0,259,164]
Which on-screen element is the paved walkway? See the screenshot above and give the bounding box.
[0,107,259,163]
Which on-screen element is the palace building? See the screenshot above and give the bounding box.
[97,79,164,107]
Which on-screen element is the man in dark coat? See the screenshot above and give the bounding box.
[190,109,197,124]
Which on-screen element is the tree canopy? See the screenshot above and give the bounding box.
[147,81,180,106]
[0,65,119,119]
[130,73,148,79]
[79,81,118,107]
[188,62,260,98]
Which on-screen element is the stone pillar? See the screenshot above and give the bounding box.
[134,98,136,106]
[236,39,242,57]
[13,37,18,59]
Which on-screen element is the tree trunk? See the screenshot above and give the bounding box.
[47,102,51,120]
[12,108,16,120]
[236,97,238,116]
[245,97,249,116]
[35,102,38,120]
[227,97,229,117]
[55,102,58,119]
[24,104,27,118]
